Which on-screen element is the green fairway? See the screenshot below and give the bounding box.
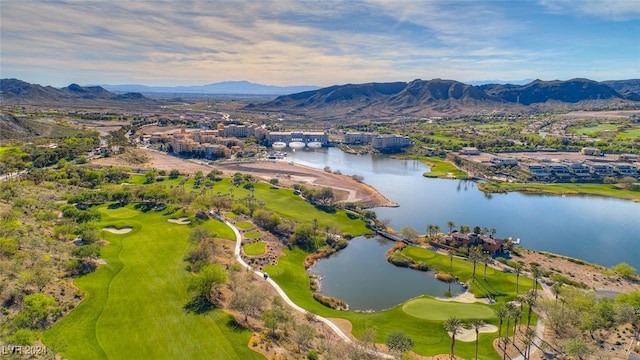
[43,204,263,360]
[571,123,617,136]
[402,298,495,320]
[243,241,266,256]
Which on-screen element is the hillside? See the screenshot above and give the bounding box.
[0,78,152,106]
[0,113,90,140]
[248,78,639,121]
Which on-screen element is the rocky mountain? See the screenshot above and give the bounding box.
[601,79,640,101]
[0,78,151,105]
[97,81,320,95]
[249,78,638,120]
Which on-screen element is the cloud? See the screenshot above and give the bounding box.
[1,0,638,86]
[539,0,640,21]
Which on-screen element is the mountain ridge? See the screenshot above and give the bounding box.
[94,81,320,95]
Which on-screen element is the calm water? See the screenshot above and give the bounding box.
[288,147,640,269]
[309,236,464,311]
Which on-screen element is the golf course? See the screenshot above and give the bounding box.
[41,175,537,360]
[43,203,264,360]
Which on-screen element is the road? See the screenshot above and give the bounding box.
[218,212,393,359]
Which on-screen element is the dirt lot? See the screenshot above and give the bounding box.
[91,148,395,208]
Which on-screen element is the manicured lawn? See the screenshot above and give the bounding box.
[225,212,239,219]
[571,123,618,136]
[243,241,266,256]
[43,204,263,360]
[264,247,506,359]
[392,155,468,179]
[399,246,537,300]
[402,298,495,320]
[235,221,253,229]
[478,182,640,201]
[210,179,372,236]
[619,127,640,139]
[244,230,262,239]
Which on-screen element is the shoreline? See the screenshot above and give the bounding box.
[478,181,640,202]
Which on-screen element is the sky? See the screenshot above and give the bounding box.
[1,0,639,87]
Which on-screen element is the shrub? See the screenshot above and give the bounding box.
[436,272,455,282]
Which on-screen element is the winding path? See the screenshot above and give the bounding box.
[217,212,393,359]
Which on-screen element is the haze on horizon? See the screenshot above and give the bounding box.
[1,0,639,88]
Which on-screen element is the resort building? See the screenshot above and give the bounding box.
[580,147,603,156]
[442,231,505,255]
[343,132,376,145]
[371,134,411,151]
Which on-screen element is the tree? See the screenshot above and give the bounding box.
[468,245,482,280]
[443,317,463,359]
[481,252,492,280]
[269,178,279,187]
[469,319,485,360]
[495,306,508,349]
[188,263,227,306]
[511,260,525,293]
[561,336,592,359]
[229,282,267,325]
[551,281,563,304]
[188,226,213,243]
[503,302,518,346]
[385,331,414,357]
[446,221,456,235]
[523,327,536,360]
[400,226,419,241]
[13,293,59,330]
[612,262,636,277]
[291,322,316,353]
[169,169,181,179]
[519,292,537,329]
[530,264,544,296]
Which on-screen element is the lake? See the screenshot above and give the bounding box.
[309,236,464,311]
[288,147,640,269]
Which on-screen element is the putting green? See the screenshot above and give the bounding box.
[105,206,140,219]
[402,297,495,321]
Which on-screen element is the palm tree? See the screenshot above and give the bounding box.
[511,306,522,344]
[519,292,537,329]
[530,264,544,297]
[503,302,518,344]
[426,224,435,239]
[434,225,441,237]
[551,281,563,304]
[512,261,525,293]
[469,319,485,360]
[495,306,508,347]
[443,317,463,359]
[482,252,492,280]
[448,249,455,275]
[523,327,536,359]
[447,221,456,235]
[469,245,483,280]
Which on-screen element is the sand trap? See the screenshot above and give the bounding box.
[436,291,492,304]
[449,324,498,342]
[168,217,191,225]
[103,226,133,234]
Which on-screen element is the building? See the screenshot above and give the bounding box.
[548,164,571,176]
[264,131,329,146]
[372,134,411,151]
[581,147,603,156]
[618,154,639,162]
[614,163,638,176]
[461,147,480,155]
[491,157,518,166]
[568,162,591,177]
[588,163,614,176]
[526,164,551,177]
[444,231,504,255]
[344,132,376,145]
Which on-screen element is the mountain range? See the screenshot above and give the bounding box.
[2,78,639,120]
[0,78,150,105]
[95,81,320,95]
[247,78,640,120]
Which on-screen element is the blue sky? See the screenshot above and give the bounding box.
[1,0,639,87]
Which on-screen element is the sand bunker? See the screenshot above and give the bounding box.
[449,324,498,342]
[103,226,133,234]
[436,291,492,304]
[168,217,191,225]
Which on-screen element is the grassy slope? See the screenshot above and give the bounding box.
[478,182,640,201]
[264,248,508,359]
[43,204,262,360]
[392,155,468,179]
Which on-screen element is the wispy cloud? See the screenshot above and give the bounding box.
[1,0,638,86]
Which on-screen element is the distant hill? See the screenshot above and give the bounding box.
[249,78,638,120]
[0,78,151,105]
[97,81,320,95]
[601,79,640,101]
[0,113,89,139]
